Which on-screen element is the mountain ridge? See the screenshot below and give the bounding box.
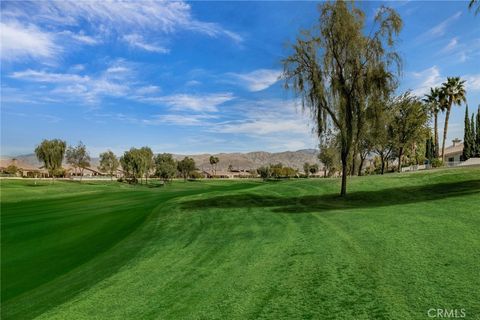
[2,149,321,171]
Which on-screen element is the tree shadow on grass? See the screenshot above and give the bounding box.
[181,179,480,214]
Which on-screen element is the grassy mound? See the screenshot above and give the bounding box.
[2,167,479,319]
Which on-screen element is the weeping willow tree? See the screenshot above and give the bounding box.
[35,139,66,179]
[282,1,402,196]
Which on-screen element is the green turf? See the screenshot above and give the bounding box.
[1,167,480,319]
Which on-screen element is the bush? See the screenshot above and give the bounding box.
[4,165,19,175]
[431,158,443,168]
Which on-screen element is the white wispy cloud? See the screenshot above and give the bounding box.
[1,1,242,58]
[214,98,312,137]
[442,37,458,52]
[9,66,132,104]
[0,21,59,61]
[10,69,89,83]
[218,119,308,135]
[142,114,218,126]
[143,93,235,112]
[465,74,480,91]
[227,69,281,92]
[123,34,169,53]
[421,11,462,39]
[408,66,442,96]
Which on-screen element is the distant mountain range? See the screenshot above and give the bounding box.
[1,149,322,171]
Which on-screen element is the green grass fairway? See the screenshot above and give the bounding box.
[2,167,480,319]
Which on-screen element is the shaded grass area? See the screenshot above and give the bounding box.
[181,179,480,213]
[2,168,480,319]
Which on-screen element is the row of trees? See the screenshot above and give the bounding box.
[282,1,403,196]
[463,106,480,160]
[282,1,471,196]
[34,140,199,183]
[257,163,299,180]
[423,77,467,162]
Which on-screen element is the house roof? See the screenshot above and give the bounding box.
[444,142,463,156]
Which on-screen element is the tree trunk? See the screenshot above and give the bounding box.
[351,152,356,177]
[441,102,452,162]
[358,156,365,176]
[434,112,439,157]
[398,147,403,172]
[340,151,348,197]
[381,157,385,175]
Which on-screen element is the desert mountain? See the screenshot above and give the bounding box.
[2,149,321,172]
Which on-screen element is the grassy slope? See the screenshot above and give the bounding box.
[2,167,480,319]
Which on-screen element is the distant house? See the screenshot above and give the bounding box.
[0,158,49,177]
[201,169,258,179]
[444,138,463,164]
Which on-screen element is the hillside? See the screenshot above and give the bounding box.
[2,149,322,171]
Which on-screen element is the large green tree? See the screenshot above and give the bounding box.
[139,147,154,184]
[372,100,396,174]
[154,153,177,182]
[65,141,90,181]
[282,1,402,196]
[119,147,152,184]
[177,157,196,181]
[440,77,467,162]
[390,93,429,172]
[423,87,444,158]
[35,139,66,179]
[98,150,119,180]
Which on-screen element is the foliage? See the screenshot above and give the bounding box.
[303,162,311,177]
[463,106,474,160]
[423,87,445,158]
[303,162,319,177]
[318,137,341,177]
[177,157,196,181]
[425,136,435,163]
[98,150,120,180]
[65,141,91,180]
[4,165,19,175]
[477,106,480,157]
[34,139,66,178]
[209,156,219,175]
[282,1,402,195]
[440,77,466,161]
[257,166,272,180]
[390,92,429,172]
[469,0,480,15]
[120,147,153,184]
[308,163,319,175]
[154,153,177,182]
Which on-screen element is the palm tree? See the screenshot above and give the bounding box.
[469,0,480,15]
[423,87,445,158]
[440,77,467,162]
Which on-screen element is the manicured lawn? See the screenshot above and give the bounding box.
[1,167,480,319]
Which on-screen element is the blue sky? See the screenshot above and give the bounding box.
[1,1,479,156]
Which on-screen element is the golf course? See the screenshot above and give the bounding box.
[2,166,479,319]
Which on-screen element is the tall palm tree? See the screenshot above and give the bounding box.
[440,77,467,162]
[470,0,480,15]
[423,87,445,158]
